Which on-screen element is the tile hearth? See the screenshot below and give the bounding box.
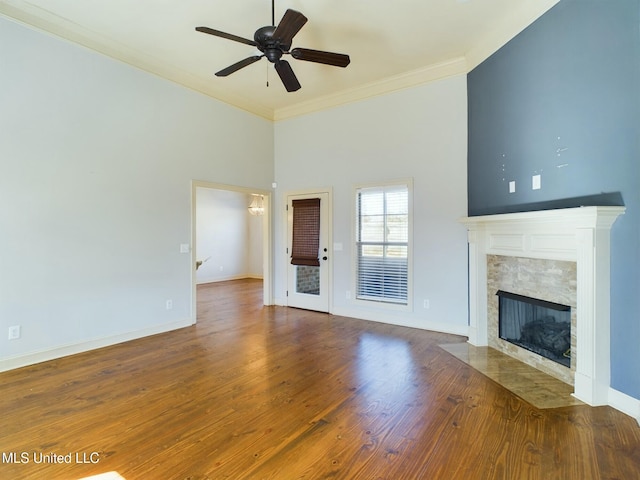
[440,343,584,409]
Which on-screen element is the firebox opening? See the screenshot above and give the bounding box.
[496,290,571,368]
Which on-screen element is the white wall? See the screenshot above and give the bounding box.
[195,188,263,283]
[0,17,273,369]
[247,208,264,277]
[0,15,468,370]
[274,75,469,334]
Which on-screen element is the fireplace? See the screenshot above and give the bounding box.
[497,290,571,368]
[460,206,625,406]
[487,255,576,384]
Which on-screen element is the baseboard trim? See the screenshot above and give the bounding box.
[331,306,469,337]
[609,387,640,426]
[0,318,194,372]
[197,274,263,285]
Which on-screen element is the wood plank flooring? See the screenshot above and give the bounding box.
[1,278,639,480]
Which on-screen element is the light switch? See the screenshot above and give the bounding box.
[180,243,190,253]
[532,175,541,190]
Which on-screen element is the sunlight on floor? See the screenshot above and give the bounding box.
[78,472,126,480]
[357,332,416,403]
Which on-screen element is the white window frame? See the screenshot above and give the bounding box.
[352,179,413,311]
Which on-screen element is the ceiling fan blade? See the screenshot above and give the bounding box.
[290,48,350,67]
[274,60,301,92]
[195,26,257,47]
[272,9,307,47]
[215,56,263,77]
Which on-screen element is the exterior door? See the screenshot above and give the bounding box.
[286,191,330,312]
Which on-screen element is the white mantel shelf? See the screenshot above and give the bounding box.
[460,206,625,406]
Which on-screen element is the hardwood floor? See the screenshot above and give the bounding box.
[1,279,639,480]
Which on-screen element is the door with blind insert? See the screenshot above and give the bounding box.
[286,192,330,312]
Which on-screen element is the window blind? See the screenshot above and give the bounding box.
[291,198,321,266]
[356,186,409,304]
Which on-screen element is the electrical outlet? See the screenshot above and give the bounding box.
[423,299,430,309]
[346,290,351,300]
[509,181,516,193]
[8,325,21,340]
[166,300,173,310]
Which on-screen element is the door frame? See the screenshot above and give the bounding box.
[190,180,273,322]
[284,187,333,313]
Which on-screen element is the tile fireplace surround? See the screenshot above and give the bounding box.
[460,206,625,407]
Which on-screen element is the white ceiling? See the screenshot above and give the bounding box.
[1,0,559,120]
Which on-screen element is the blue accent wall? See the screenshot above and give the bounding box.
[468,0,640,399]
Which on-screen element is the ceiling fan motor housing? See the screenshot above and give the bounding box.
[254,26,288,63]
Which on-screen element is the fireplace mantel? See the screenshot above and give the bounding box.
[460,206,625,406]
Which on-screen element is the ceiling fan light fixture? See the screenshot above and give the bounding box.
[264,48,283,63]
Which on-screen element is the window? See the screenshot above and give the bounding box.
[355,182,410,305]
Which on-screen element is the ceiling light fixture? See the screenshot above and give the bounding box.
[248,194,265,216]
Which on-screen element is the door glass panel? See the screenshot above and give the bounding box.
[296,265,320,295]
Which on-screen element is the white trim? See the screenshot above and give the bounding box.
[284,187,333,313]
[273,59,467,121]
[196,274,263,285]
[608,388,640,426]
[460,206,625,407]
[191,180,273,317]
[0,4,274,120]
[332,306,469,337]
[0,3,464,121]
[352,178,414,312]
[1,0,559,121]
[0,318,193,373]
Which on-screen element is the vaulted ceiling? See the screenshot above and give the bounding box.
[1,0,559,120]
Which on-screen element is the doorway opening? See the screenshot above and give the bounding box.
[191,181,272,322]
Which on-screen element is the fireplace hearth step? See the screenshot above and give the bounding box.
[439,343,584,409]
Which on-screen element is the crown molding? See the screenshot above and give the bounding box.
[2,0,560,122]
[2,2,466,122]
[273,58,468,121]
[0,3,275,120]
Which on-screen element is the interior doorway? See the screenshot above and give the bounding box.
[191,181,272,321]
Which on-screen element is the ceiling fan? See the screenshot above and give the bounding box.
[195,2,350,92]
